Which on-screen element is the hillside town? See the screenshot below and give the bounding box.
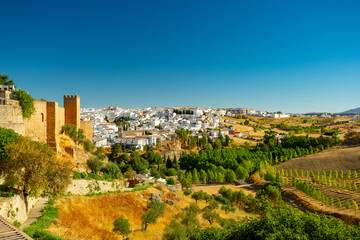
[80,106,360,149]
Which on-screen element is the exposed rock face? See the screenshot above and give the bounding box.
[150,193,162,203]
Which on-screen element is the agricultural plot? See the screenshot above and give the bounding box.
[278,168,360,216]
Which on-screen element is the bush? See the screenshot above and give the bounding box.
[166,168,178,176]
[166,177,176,185]
[113,216,130,236]
[0,127,19,161]
[163,219,187,240]
[264,172,276,182]
[83,139,95,152]
[13,220,20,228]
[103,162,120,179]
[11,89,35,118]
[87,157,103,174]
[183,189,192,196]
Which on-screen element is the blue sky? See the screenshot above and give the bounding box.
[1,0,360,113]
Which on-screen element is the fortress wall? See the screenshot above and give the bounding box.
[24,100,47,143]
[80,120,93,142]
[0,105,25,135]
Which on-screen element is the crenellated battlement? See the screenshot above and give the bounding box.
[64,95,79,100]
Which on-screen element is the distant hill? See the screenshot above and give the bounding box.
[339,107,360,114]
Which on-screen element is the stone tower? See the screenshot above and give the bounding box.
[64,95,80,128]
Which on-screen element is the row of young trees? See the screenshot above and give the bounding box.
[290,178,359,213]
[281,169,359,180]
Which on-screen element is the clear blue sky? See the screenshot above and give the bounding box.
[1,0,360,113]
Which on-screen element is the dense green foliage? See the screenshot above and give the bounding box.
[0,127,19,161]
[179,135,340,179]
[113,216,130,236]
[191,206,360,239]
[142,201,166,231]
[11,89,35,118]
[61,124,85,144]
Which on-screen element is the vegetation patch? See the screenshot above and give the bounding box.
[11,89,35,118]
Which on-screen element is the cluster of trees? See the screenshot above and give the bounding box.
[178,167,237,189]
[178,135,340,183]
[192,205,360,240]
[273,122,320,134]
[164,192,240,239]
[175,128,231,150]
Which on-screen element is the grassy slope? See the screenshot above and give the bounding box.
[275,146,360,172]
[47,184,256,240]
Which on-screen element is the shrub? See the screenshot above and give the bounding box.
[83,139,95,152]
[87,157,103,174]
[183,189,192,196]
[11,89,35,118]
[103,162,120,179]
[163,219,187,240]
[166,168,178,176]
[166,177,176,185]
[113,216,130,236]
[264,172,276,182]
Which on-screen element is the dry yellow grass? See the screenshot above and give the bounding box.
[231,136,257,146]
[49,185,189,240]
[49,184,257,240]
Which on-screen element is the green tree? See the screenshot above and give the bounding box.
[113,216,130,236]
[0,73,14,85]
[191,191,205,203]
[83,139,95,152]
[203,208,220,225]
[192,169,200,184]
[235,166,249,179]
[336,199,342,208]
[347,170,351,179]
[224,169,236,183]
[199,169,208,183]
[142,201,166,231]
[353,171,358,179]
[166,177,176,185]
[103,162,120,179]
[345,200,351,209]
[0,137,72,212]
[0,128,19,161]
[95,146,107,160]
[87,157,103,174]
[352,200,359,215]
[163,219,187,240]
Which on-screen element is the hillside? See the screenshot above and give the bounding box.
[275,146,360,172]
[47,184,256,240]
[340,107,360,115]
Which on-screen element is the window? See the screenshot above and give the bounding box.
[41,113,44,122]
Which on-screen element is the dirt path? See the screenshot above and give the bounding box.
[20,198,48,229]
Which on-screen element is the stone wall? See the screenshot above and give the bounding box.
[0,104,25,135]
[0,195,38,224]
[24,100,47,143]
